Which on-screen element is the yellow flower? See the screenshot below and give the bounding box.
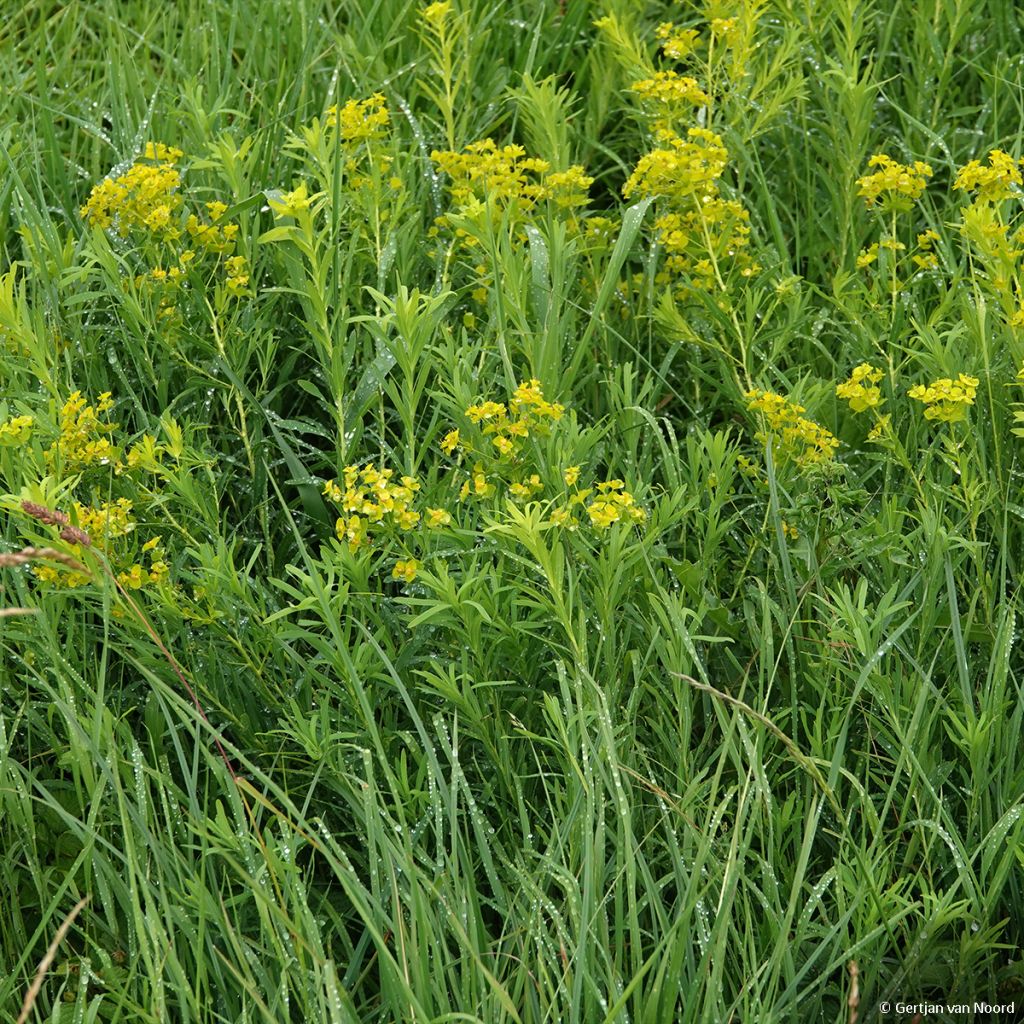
[492,435,515,457]
[745,389,839,466]
[588,501,621,529]
[325,94,390,143]
[393,558,419,582]
[655,22,701,60]
[47,391,121,469]
[143,142,183,163]
[395,508,420,530]
[465,401,506,423]
[117,564,147,590]
[953,150,1023,202]
[543,166,594,209]
[867,414,891,442]
[81,150,184,237]
[426,507,452,528]
[710,17,738,39]
[422,2,452,25]
[908,373,979,423]
[856,154,932,211]
[0,414,33,445]
[836,363,885,413]
[336,514,367,552]
[630,71,709,110]
[269,183,312,218]
[564,466,581,486]
[432,139,552,211]
[549,507,576,529]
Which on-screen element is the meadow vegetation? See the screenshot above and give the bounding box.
[2,0,1024,1019]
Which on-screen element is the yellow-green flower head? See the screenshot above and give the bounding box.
[421,1,452,25]
[954,149,1023,203]
[80,147,184,237]
[745,389,840,467]
[655,22,701,60]
[426,507,452,528]
[268,183,313,219]
[393,558,420,582]
[586,482,646,530]
[325,94,390,143]
[623,127,729,203]
[73,498,134,542]
[908,373,979,422]
[542,166,594,210]
[466,400,507,423]
[46,391,121,469]
[856,154,932,212]
[0,414,33,445]
[630,71,710,110]
[836,363,885,413]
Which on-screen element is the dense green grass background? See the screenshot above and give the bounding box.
[2,0,1024,1020]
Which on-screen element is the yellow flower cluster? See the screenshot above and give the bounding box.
[655,22,701,60]
[425,507,452,527]
[33,562,92,589]
[125,433,168,473]
[542,167,596,210]
[132,250,195,320]
[856,154,933,212]
[421,1,452,24]
[224,255,249,295]
[444,381,565,504]
[630,71,710,111]
[117,536,169,590]
[73,498,134,539]
[953,149,1023,203]
[908,373,979,423]
[710,17,739,41]
[325,94,390,143]
[323,464,421,552]
[271,183,312,219]
[80,144,184,237]
[745,389,840,467]
[586,480,646,530]
[657,198,754,287]
[623,127,728,203]
[46,392,120,469]
[461,379,565,461]
[913,229,940,270]
[431,140,592,211]
[582,216,618,252]
[624,128,757,287]
[959,198,1023,264]
[31,501,166,591]
[186,202,240,254]
[0,414,33,445]
[836,363,885,413]
[392,557,420,582]
[547,471,646,532]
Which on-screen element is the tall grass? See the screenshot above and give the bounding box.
[2,0,1024,1021]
